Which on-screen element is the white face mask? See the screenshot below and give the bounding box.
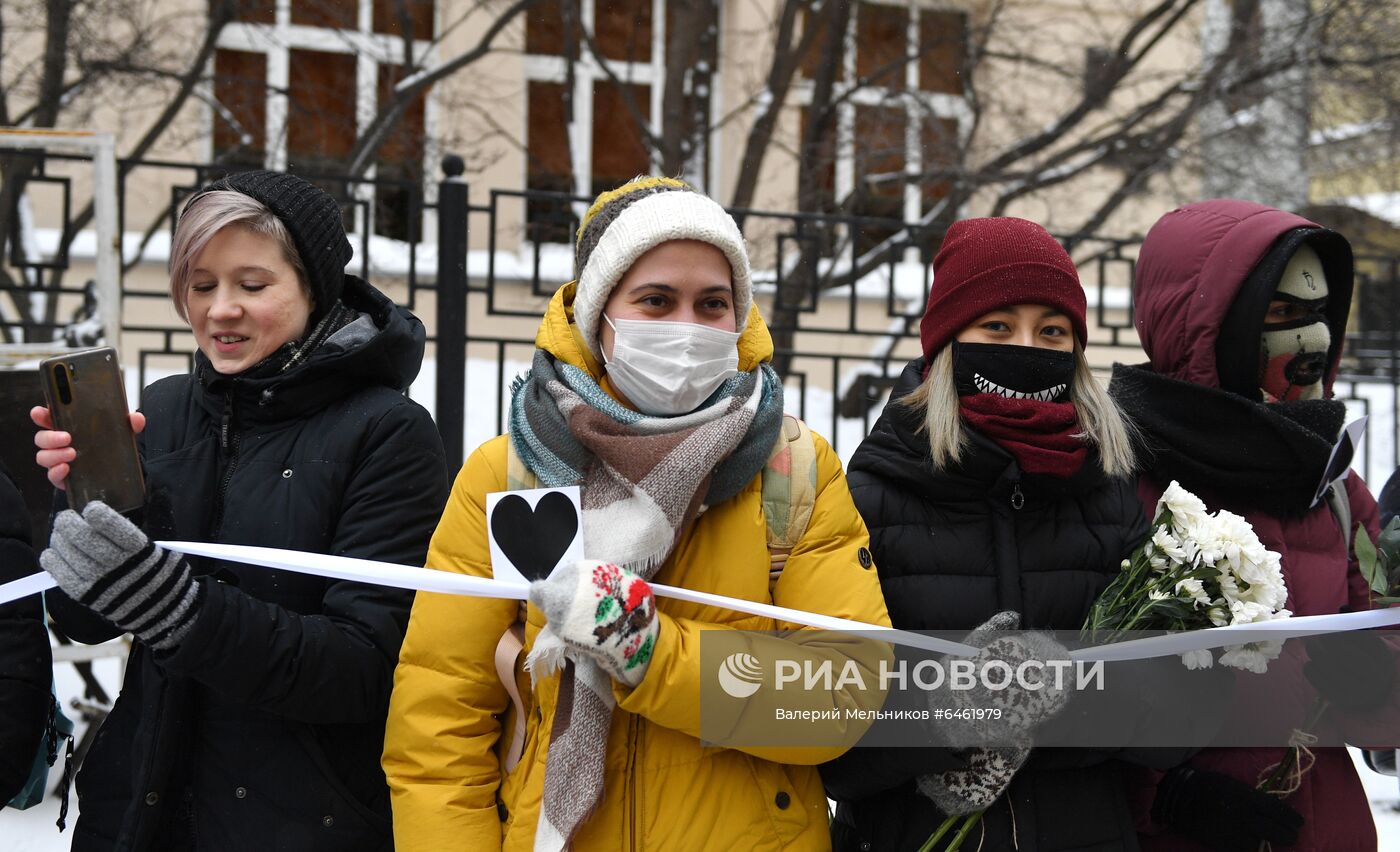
[603,315,741,416]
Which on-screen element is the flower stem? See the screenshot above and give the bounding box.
[945,811,985,851]
[916,815,962,852]
[916,811,985,852]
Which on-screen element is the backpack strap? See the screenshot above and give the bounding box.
[493,620,528,773]
[505,436,538,492]
[496,437,536,774]
[761,414,819,588]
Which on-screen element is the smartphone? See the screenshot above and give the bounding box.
[39,347,145,514]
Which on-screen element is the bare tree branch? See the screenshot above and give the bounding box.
[728,0,836,213]
[977,0,1203,178]
[659,0,707,175]
[345,0,544,177]
[0,0,75,339]
[0,9,11,127]
[61,0,237,248]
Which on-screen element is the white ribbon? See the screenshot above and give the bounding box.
[2,542,976,657]
[8,541,1398,660]
[1069,608,1400,661]
[0,571,59,605]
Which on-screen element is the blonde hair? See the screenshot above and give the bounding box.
[168,190,309,321]
[899,342,1137,477]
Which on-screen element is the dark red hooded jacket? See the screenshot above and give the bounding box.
[1114,199,1392,852]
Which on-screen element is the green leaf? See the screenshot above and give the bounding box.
[1377,516,1400,566]
[1372,596,1400,605]
[1355,522,1385,596]
[1148,598,1197,620]
[595,596,620,624]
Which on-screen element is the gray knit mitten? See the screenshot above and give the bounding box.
[927,611,1071,747]
[41,501,203,650]
[917,746,1030,816]
[913,613,1069,815]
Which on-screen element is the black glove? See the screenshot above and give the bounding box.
[1304,629,1397,712]
[1152,766,1302,852]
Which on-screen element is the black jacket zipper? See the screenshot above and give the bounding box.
[993,478,1026,614]
[210,386,242,537]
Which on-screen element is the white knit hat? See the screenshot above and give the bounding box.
[572,178,752,360]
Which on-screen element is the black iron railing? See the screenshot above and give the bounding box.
[3,154,1397,481]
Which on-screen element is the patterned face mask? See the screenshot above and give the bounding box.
[951,341,1075,402]
[1260,246,1330,402]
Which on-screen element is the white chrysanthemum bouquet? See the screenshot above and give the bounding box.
[922,484,1292,852]
[1082,481,1290,672]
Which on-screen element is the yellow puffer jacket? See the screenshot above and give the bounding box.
[383,284,893,851]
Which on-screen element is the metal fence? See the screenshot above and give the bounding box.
[3,154,1398,483]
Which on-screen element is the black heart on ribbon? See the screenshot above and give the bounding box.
[489,491,580,581]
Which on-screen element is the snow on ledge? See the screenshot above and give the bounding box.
[31,228,1131,309]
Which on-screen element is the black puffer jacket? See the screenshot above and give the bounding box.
[48,277,449,852]
[846,359,1146,632]
[822,358,1164,851]
[0,463,52,805]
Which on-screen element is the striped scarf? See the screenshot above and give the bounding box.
[508,349,783,849]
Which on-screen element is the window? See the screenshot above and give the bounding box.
[212,49,266,169]
[526,81,574,244]
[797,2,968,252]
[856,3,908,91]
[523,0,712,242]
[526,0,576,56]
[852,105,906,249]
[376,63,428,244]
[291,0,355,30]
[595,0,652,62]
[230,0,273,25]
[373,0,434,37]
[919,9,966,95]
[286,50,357,173]
[212,1,434,241]
[920,116,959,204]
[590,82,653,196]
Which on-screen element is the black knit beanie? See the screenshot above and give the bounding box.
[188,170,352,322]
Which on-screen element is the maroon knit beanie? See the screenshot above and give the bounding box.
[919,217,1088,361]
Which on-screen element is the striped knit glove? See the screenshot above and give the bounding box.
[41,501,203,650]
[530,560,658,687]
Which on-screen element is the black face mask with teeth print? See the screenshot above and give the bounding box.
[952,341,1075,403]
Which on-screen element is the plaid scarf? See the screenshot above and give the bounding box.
[508,349,783,850]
